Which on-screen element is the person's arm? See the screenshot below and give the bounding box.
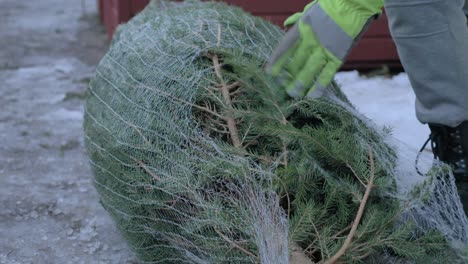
[266,0,384,98]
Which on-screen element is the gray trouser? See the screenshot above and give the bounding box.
[384,0,468,127]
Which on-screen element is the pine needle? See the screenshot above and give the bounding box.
[325,149,375,264]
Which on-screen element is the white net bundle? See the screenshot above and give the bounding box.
[84,1,468,263]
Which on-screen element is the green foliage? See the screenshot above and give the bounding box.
[84,1,454,263]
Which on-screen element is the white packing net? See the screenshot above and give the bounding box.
[84,1,468,263]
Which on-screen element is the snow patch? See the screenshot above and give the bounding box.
[337,71,430,153]
[41,108,83,121]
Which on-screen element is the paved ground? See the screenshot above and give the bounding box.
[0,0,444,263]
[0,0,138,263]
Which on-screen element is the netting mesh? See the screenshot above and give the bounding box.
[84,1,468,263]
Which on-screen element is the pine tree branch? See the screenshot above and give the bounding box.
[202,85,226,106]
[270,101,289,166]
[346,161,366,188]
[194,103,225,120]
[325,149,375,264]
[224,81,240,91]
[240,122,254,146]
[242,138,260,149]
[214,228,258,259]
[199,24,243,148]
[282,145,289,167]
[216,23,222,46]
[123,78,226,121]
[205,124,229,135]
[212,54,242,148]
[330,224,353,241]
[278,180,291,219]
[133,158,161,181]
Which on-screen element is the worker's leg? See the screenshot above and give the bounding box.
[385,0,468,212]
[384,0,468,127]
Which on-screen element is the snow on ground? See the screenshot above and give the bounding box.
[338,71,437,193]
[337,71,431,153]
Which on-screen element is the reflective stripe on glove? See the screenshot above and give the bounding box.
[266,0,383,98]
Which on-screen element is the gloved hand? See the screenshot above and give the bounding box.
[266,0,383,98]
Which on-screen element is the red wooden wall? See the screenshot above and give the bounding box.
[97,0,401,69]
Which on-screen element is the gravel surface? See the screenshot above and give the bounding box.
[0,0,138,263]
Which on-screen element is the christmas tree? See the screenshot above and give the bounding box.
[84,1,465,263]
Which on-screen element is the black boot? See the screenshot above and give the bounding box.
[428,121,468,212]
